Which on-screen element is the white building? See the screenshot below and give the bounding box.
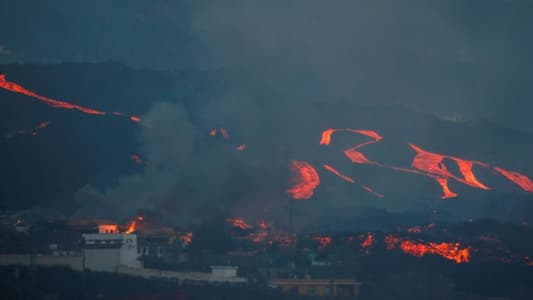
[82,227,142,272]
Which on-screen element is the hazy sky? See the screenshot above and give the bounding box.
[1,0,532,132]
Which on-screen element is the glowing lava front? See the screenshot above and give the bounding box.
[0,73,140,122]
[287,160,320,200]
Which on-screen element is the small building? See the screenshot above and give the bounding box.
[270,278,362,298]
[82,232,142,272]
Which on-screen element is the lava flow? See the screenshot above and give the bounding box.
[314,236,333,247]
[0,74,141,122]
[409,143,490,191]
[287,160,320,200]
[385,235,471,264]
[226,217,252,230]
[323,164,355,183]
[319,127,533,199]
[360,232,375,252]
[493,167,533,192]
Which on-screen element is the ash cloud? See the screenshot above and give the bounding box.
[70,1,533,225]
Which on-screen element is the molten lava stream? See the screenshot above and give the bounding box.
[226,217,252,230]
[323,164,384,198]
[409,143,490,190]
[0,74,141,122]
[493,167,533,192]
[323,164,355,183]
[287,160,320,200]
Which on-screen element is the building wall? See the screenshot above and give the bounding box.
[211,266,238,278]
[82,233,142,272]
[0,254,82,271]
[84,248,121,272]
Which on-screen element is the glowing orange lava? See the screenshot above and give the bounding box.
[493,167,533,192]
[384,235,470,263]
[399,240,471,264]
[0,74,142,123]
[361,233,375,250]
[409,144,490,197]
[226,217,252,230]
[0,74,105,115]
[287,160,320,200]
[323,164,355,183]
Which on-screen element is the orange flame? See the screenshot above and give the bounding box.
[361,233,375,250]
[180,232,193,245]
[314,236,333,247]
[400,240,471,264]
[384,235,470,263]
[98,224,119,234]
[124,216,144,234]
[287,160,320,200]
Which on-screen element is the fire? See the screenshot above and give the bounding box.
[314,236,333,247]
[384,235,470,264]
[361,233,375,251]
[98,224,119,234]
[493,167,533,192]
[384,235,401,250]
[226,217,252,230]
[124,216,144,234]
[0,73,140,122]
[287,160,320,200]
[258,220,269,229]
[236,144,246,151]
[180,232,193,246]
[399,240,471,264]
[323,164,355,183]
